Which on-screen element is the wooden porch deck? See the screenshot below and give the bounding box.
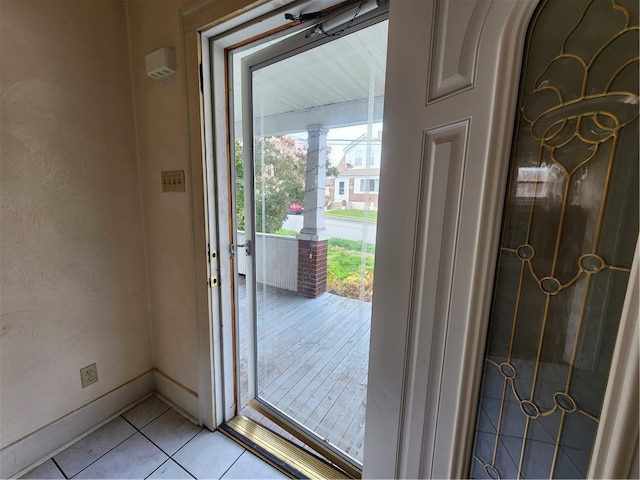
[238,280,371,464]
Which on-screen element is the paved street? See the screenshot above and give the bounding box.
[282,214,377,244]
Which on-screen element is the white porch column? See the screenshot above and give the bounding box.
[298,125,328,239]
[297,125,329,298]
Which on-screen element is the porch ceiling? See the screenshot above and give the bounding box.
[233,19,388,137]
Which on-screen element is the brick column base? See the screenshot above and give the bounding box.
[297,239,328,298]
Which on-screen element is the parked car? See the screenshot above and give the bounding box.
[288,203,304,214]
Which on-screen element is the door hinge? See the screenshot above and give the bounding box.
[199,63,203,93]
[207,242,218,261]
[229,240,251,259]
[208,275,218,288]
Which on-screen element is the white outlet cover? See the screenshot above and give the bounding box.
[80,363,98,388]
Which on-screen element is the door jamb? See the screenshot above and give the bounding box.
[181,0,271,430]
[181,0,356,429]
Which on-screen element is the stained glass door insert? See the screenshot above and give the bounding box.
[469,0,639,478]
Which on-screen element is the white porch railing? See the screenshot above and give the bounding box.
[236,231,298,292]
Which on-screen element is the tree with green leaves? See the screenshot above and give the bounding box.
[236,137,300,234]
[235,136,336,234]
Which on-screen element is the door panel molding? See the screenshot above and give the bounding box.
[398,120,469,479]
[364,1,539,477]
[427,0,491,103]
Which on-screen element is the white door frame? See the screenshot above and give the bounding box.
[182,0,376,427]
[181,1,639,477]
[336,179,347,201]
[182,0,305,431]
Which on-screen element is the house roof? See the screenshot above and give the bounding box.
[335,156,380,176]
[342,133,368,152]
[339,168,381,177]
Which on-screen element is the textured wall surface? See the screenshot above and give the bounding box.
[0,0,152,448]
[126,0,199,401]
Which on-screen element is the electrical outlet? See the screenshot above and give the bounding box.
[161,170,185,192]
[80,363,98,388]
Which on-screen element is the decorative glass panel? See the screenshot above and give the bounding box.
[470,0,639,478]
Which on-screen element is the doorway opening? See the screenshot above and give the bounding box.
[212,3,388,475]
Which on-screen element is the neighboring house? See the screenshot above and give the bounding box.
[328,132,382,209]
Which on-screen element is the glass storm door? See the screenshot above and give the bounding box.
[469,0,639,478]
[232,14,388,472]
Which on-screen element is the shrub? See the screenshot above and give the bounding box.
[327,245,374,300]
[328,238,375,254]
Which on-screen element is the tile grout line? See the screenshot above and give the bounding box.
[122,405,171,431]
[131,402,223,479]
[162,429,249,480]
[123,413,173,459]
[131,409,204,480]
[65,419,138,479]
[218,450,248,480]
[72,410,173,479]
[145,459,170,479]
[121,410,183,477]
[168,430,238,480]
[50,457,67,480]
[137,420,203,462]
[67,408,169,479]
[29,401,284,480]
[144,458,196,480]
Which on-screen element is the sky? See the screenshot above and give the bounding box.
[290,122,383,164]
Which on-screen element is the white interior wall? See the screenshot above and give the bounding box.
[2,1,636,478]
[1,1,255,475]
[125,0,200,418]
[0,0,154,475]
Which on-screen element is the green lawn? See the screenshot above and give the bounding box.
[273,229,376,300]
[274,228,298,236]
[328,237,375,255]
[325,209,378,222]
[326,238,375,299]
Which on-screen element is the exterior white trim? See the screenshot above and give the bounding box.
[588,239,639,479]
[363,1,538,477]
[335,179,347,200]
[354,178,380,194]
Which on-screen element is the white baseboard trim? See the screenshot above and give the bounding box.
[153,369,200,424]
[1,370,155,479]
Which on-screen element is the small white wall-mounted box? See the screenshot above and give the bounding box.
[145,47,175,79]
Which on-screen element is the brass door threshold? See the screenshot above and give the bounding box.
[220,415,350,479]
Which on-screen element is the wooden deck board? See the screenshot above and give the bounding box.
[258,307,363,397]
[237,280,371,464]
[284,323,369,427]
[262,315,367,403]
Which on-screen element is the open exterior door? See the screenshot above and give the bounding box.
[364,0,638,478]
[231,6,388,474]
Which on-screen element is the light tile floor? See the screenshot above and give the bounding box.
[21,395,288,480]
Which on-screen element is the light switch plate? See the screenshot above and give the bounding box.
[161,170,185,192]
